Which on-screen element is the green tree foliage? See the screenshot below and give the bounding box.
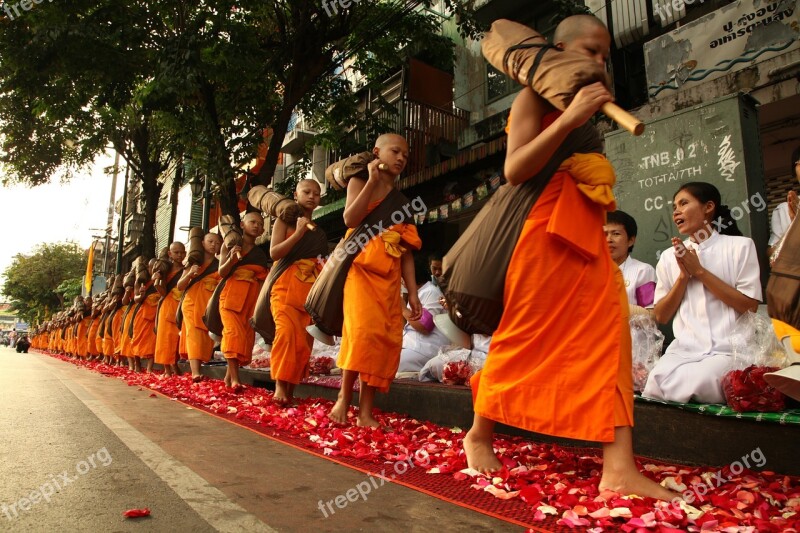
[0,2,180,258]
[2,243,87,324]
[55,277,84,306]
[0,0,478,232]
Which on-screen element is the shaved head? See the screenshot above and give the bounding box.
[243,211,264,223]
[296,179,320,192]
[374,133,408,151]
[553,14,608,46]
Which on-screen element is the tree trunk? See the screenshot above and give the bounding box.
[139,162,163,259]
[168,162,183,243]
[218,166,240,224]
[255,104,295,188]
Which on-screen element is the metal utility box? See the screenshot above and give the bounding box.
[604,93,769,281]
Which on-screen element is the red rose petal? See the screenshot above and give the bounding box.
[123,508,150,518]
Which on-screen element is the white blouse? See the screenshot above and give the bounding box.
[654,231,762,357]
[769,202,791,246]
[619,256,657,307]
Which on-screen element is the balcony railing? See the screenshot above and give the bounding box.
[331,99,469,177]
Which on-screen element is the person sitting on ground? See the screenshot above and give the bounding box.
[604,210,656,316]
[643,182,761,404]
[767,146,800,260]
[397,254,451,374]
[15,334,30,353]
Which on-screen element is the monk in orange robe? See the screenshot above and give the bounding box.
[120,286,136,369]
[87,298,102,360]
[462,15,675,501]
[102,292,121,365]
[269,179,326,405]
[131,259,159,372]
[153,242,186,377]
[69,315,78,356]
[218,212,269,389]
[328,134,423,428]
[76,301,91,360]
[177,232,222,381]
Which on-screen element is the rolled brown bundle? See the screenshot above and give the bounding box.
[153,247,171,283]
[219,214,242,252]
[135,256,150,284]
[247,186,316,230]
[324,152,389,190]
[481,19,644,136]
[186,227,205,266]
[112,272,125,295]
[123,269,136,288]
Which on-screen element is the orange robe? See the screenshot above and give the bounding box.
[220,264,268,365]
[471,158,633,443]
[113,307,127,357]
[77,317,91,357]
[65,324,74,354]
[337,214,421,393]
[102,310,116,357]
[132,287,159,358]
[269,259,320,384]
[181,271,221,362]
[120,304,136,358]
[87,317,101,356]
[154,272,183,366]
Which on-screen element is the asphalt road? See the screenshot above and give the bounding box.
[0,347,522,532]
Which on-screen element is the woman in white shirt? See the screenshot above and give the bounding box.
[643,182,762,403]
[767,148,799,259]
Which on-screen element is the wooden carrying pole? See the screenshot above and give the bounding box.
[602,102,644,136]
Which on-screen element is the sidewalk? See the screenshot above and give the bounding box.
[0,347,521,532]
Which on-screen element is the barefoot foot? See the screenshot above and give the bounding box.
[356,412,381,428]
[463,431,502,475]
[328,399,350,424]
[599,469,679,501]
[192,374,204,383]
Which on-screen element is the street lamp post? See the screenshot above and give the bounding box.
[189,172,212,233]
[103,151,120,276]
[115,162,131,275]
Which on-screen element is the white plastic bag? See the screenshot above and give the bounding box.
[630,314,663,392]
[730,311,788,370]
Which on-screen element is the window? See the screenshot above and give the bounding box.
[486,64,516,103]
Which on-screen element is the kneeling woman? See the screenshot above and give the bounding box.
[643,182,761,403]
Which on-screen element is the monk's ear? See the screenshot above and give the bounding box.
[372,146,380,158]
[554,41,565,51]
